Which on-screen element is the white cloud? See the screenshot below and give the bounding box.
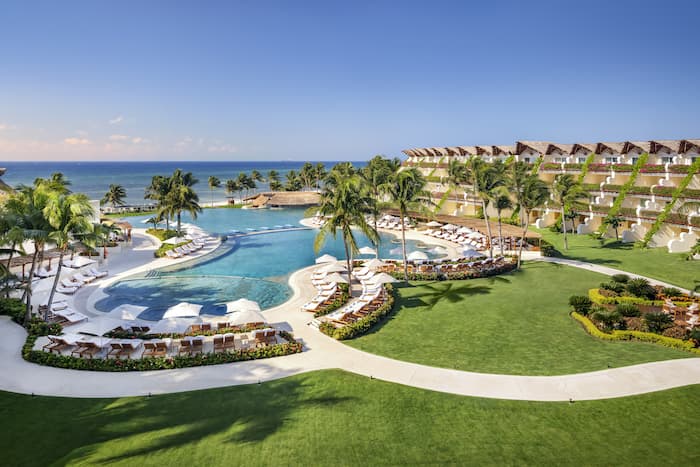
[0,123,16,131]
[109,134,129,141]
[131,137,144,144]
[108,115,124,125]
[63,137,91,145]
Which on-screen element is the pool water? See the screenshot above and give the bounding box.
[95,208,441,319]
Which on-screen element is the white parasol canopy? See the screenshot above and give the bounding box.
[407,250,429,261]
[426,221,442,227]
[71,317,126,336]
[366,272,399,285]
[320,262,347,273]
[363,258,387,269]
[442,224,458,231]
[162,302,203,319]
[462,248,483,258]
[315,254,337,264]
[431,246,448,255]
[358,246,377,255]
[226,309,267,326]
[225,298,261,314]
[105,304,148,320]
[150,317,203,334]
[457,227,472,234]
[163,236,188,245]
[325,272,349,283]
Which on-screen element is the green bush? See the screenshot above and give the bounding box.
[591,309,624,331]
[313,284,350,318]
[146,228,178,241]
[0,298,25,323]
[568,295,592,315]
[539,240,560,257]
[615,302,640,318]
[611,274,630,283]
[154,241,191,258]
[643,312,674,334]
[662,287,682,298]
[626,278,656,300]
[600,281,625,294]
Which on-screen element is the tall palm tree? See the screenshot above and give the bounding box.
[145,175,171,230]
[300,163,315,191]
[101,184,127,208]
[603,214,623,241]
[250,170,264,195]
[314,170,378,283]
[285,170,302,191]
[225,179,241,205]
[551,173,587,250]
[237,173,251,201]
[492,192,513,256]
[360,156,399,256]
[168,170,202,235]
[385,168,433,281]
[516,176,550,268]
[207,176,221,207]
[314,163,326,190]
[267,170,281,191]
[508,160,530,226]
[0,213,25,298]
[474,163,505,258]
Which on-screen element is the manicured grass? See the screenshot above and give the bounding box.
[1,370,699,466]
[347,262,692,375]
[538,229,698,290]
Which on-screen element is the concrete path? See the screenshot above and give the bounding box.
[1,231,699,401]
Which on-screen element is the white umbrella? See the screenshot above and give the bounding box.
[225,298,261,314]
[468,232,485,239]
[320,262,347,273]
[71,256,97,268]
[71,317,127,336]
[389,247,402,255]
[227,309,267,326]
[407,250,429,261]
[163,236,188,244]
[363,258,387,269]
[442,224,457,231]
[426,221,442,227]
[457,227,472,234]
[358,246,377,255]
[315,254,337,264]
[431,246,448,255]
[462,248,483,258]
[150,317,203,334]
[366,272,399,285]
[325,272,349,283]
[105,304,148,320]
[163,302,203,319]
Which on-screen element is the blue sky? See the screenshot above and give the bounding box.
[1,0,698,161]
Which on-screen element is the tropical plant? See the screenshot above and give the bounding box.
[591,308,623,331]
[686,239,700,261]
[507,160,530,226]
[267,170,282,191]
[313,167,378,283]
[285,170,303,191]
[643,311,674,334]
[492,191,513,257]
[300,162,315,191]
[551,173,587,250]
[250,170,264,195]
[225,179,241,204]
[207,176,221,207]
[602,214,623,241]
[360,156,400,255]
[101,184,126,208]
[473,161,506,258]
[568,295,592,315]
[167,169,202,235]
[516,176,550,268]
[43,192,94,315]
[314,163,326,190]
[144,175,172,230]
[385,168,434,280]
[625,277,656,299]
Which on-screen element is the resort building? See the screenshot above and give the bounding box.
[402,139,700,252]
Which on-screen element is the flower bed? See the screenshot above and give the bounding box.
[564,163,583,171]
[319,286,396,340]
[313,283,350,318]
[388,261,516,281]
[540,162,562,171]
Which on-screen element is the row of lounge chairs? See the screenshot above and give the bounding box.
[53,267,108,294]
[302,270,342,312]
[165,240,206,259]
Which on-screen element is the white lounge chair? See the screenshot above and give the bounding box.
[56,285,78,295]
[73,273,96,283]
[88,267,108,278]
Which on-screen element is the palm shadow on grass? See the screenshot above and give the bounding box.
[61,373,354,465]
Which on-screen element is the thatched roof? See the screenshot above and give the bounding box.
[474,145,493,156]
[651,140,682,153]
[457,146,477,156]
[250,191,320,208]
[596,142,625,154]
[545,143,573,155]
[515,141,550,155]
[681,139,700,153]
[492,145,514,156]
[570,143,596,154]
[622,141,651,154]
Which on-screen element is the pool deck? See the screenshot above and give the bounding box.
[1,224,699,401]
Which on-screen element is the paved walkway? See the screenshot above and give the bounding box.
[1,230,699,401]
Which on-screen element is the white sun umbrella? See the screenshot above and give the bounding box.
[162,302,203,319]
[366,272,399,285]
[389,247,402,255]
[325,272,349,283]
[225,298,261,314]
[162,236,189,245]
[442,224,457,231]
[462,248,483,258]
[320,262,347,273]
[431,246,448,255]
[105,304,148,320]
[71,256,96,268]
[457,226,472,234]
[407,250,429,261]
[468,232,484,239]
[227,309,267,326]
[150,317,203,334]
[358,246,376,256]
[426,221,442,227]
[315,254,337,264]
[71,317,127,336]
[363,258,387,269]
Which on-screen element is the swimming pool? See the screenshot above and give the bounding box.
[95,208,442,319]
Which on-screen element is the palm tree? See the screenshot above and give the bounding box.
[551,173,587,250]
[207,176,221,207]
[225,179,241,205]
[360,156,400,255]
[0,213,25,298]
[267,170,281,191]
[686,239,700,261]
[101,184,127,208]
[168,170,202,235]
[508,160,530,225]
[43,192,94,315]
[474,162,505,258]
[603,214,623,241]
[516,176,550,268]
[492,192,513,256]
[250,171,264,195]
[237,173,251,201]
[385,168,433,281]
[313,170,378,283]
[314,163,326,190]
[300,162,315,191]
[145,175,171,230]
[285,170,302,191]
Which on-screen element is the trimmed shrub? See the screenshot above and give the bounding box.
[611,274,630,283]
[321,285,396,340]
[568,295,593,315]
[625,278,657,300]
[539,240,560,257]
[0,298,25,323]
[600,281,625,294]
[662,287,682,298]
[615,302,641,318]
[643,312,674,333]
[591,309,624,331]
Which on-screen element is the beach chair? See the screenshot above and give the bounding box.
[73,272,96,283]
[166,250,181,259]
[88,267,108,278]
[73,342,101,359]
[178,339,192,355]
[223,334,236,351]
[190,338,203,355]
[213,336,225,353]
[254,331,268,347]
[263,329,277,345]
[42,336,71,354]
[107,343,127,359]
[120,341,140,359]
[142,342,161,358]
[201,323,211,331]
[217,322,230,331]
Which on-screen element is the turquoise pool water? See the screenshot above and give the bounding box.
[95,208,441,319]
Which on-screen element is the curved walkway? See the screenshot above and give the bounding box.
[1,232,699,401]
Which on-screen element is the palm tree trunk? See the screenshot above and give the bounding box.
[5,242,16,298]
[497,213,504,257]
[23,245,40,325]
[177,212,182,236]
[561,207,569,250]
[46,249,65,318]
[211,188,214,208]
[400,215,408,281]
[482,200,494,259]
[517,212,530,269]
[343,236,353,285]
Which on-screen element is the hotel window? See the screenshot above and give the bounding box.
[605,157,618,164]
[577,157,586,164]
[661,156,673,163]
[555,157,565,163]
[631,157,639,164]
[523,157,531,163]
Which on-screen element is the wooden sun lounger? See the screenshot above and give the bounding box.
[72,342,101,359]
[213,336,225,353]
[190,338,203,355]
[42,336,71,354]
[142,341,167,358]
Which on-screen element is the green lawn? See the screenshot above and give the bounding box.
[347,262,693,375]
[1,370,698,466]
[538,229,698,290]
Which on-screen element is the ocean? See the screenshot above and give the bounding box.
[0,161,364,205]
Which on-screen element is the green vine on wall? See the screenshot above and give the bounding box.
[577,152,596,183]
[641,158,700,247]
[597,153,648,235]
